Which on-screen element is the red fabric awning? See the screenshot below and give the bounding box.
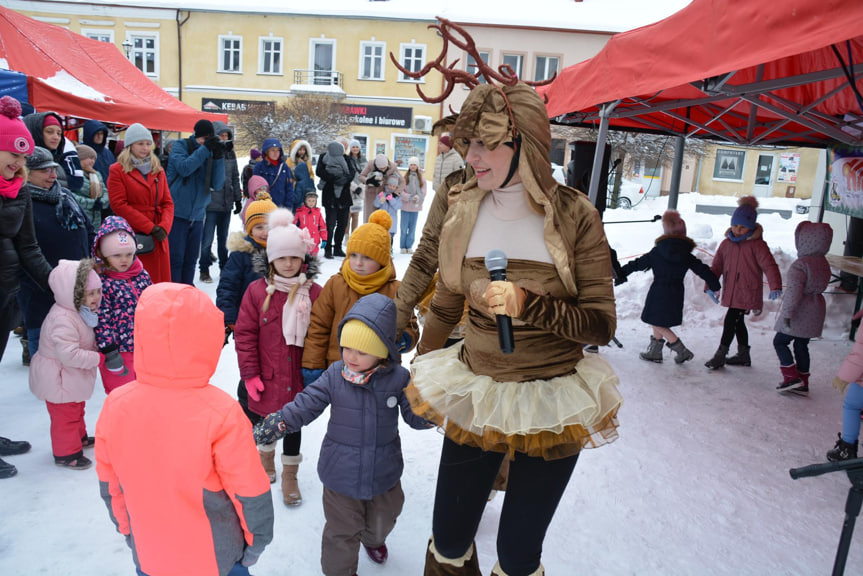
[0,6,227,132]
[539,0,863,147]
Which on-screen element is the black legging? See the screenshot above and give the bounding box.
[431,437,579,575]
[720,307,749,348]
[325,204,350,252]
[237,380,301,456]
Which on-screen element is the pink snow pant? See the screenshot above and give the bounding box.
[99,351,136,394]
[46,401,87,458]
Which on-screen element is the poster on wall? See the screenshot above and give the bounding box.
[391,134,428,168]
[777,153,800,183]
[712,149,746,181]
[374,141,387,157]
[825,147,863,219]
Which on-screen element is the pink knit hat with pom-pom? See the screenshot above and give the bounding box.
[0,96,34,155]
[266,208,315,262]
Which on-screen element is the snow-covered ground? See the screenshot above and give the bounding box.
[2,192,862,575]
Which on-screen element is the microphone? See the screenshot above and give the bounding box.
[484,249,515,354]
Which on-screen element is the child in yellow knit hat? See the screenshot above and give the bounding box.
[301,210,419,379]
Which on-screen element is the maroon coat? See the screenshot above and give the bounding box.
[234,277,323,416]
[709,224,782,311]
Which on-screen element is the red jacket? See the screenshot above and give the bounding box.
[95,283,273,576]
[107,163,174,283]
[234,276,323,415]
[293,204,327,256]
[709,224,782,311]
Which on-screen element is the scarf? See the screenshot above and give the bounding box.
[105,257,145,281]
[267,272,313,347]
[340,259,393,296]
[341,362,385,386]
[727,228,754,243]
[131,155,152,176]
[79,306,99,328]
[28,182,89,232]
[0,176,23,199]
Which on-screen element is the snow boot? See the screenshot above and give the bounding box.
[281,454,303,506]
[364,543,388,564]
[827,433,858,462]
[491,561,544,576]
[666,339,694,364]
[725,345,751,366]
[0,457,17,479]
[54,452,92,470]
[0,437,31,456]
[794,372,810,394]
[639,336,665,363]
[704,345,729,370]
[21,338,29,366]
[324,247,334,259]
[199,268,213,284]
[259,443,277,483]
[776,365,803,392]
[424,538,481,576]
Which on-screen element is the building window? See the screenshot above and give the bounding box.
[259,37,283,75]
[712,148,746,181]
[501,53,523,78]
[399,43,426,82]
[310,39,337,85]
[219,35,242,73]
[83,29,114,43]
[359,41,385,80]
[466,50,490,84]
[534,55,559,82]
[127,32,159,77]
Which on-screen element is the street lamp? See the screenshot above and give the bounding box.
[121,39,133,59]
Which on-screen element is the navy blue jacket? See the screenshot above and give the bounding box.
[253,139,294,209]
[215,232,267,325]
[82,119,116,182]
[167,137,225,222]
[621,235,720,328]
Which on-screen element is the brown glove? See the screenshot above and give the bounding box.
[151,225,168,241]
[484,281,526,318]
[833,376,851,394]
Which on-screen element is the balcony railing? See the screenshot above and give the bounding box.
[293,69,343,87]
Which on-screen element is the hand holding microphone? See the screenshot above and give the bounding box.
[484,249,524,354]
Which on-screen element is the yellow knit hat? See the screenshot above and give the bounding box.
[340,319,388,359]
[244,191,277,236]
[346,210,392,266]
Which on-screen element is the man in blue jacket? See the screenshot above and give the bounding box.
[167,119,225,285]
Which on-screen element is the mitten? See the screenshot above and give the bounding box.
[769,289,783,301]
[386,194,393,201]
[102,347,128,376]
[241,548,261,568]
[484,280,526,318]
[223,324,234,347]
[245,376,264,402]
[203,135,220,153]
[706,289,720,304]
[302,368,324,385]
[321,240,327,249]
[151,225,168,241]
[396,331,413,353]
[233,200,243,215]
[377,192,385,202]
[253,411,288,445]
[833,376,851,394]
[614,271,628,286]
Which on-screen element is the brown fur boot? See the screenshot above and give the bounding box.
[281,454,303,506]
[491,561,545,576]
[259,443,277,483]
[423,537,481,576]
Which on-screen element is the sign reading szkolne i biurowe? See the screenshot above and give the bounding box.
[826,146,863,219]
[340,104,412,128]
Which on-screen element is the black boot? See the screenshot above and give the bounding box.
[704,345,729,370]
[324,247,334,260]
[21,338,30,366]
[0,437,31,456]
[0,457,17,479]
[827,433,858,462]
[725,345,751,366]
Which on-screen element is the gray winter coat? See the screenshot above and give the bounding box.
[277,293,429,500]
[774,221,833,338]
[207,122,242,213]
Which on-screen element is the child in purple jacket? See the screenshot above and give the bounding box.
[253,293,432,576]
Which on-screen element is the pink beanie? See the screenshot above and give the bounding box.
[266,209,314,262]
[86,269,102,290]
[0,96,34,155]
[248,175,269,198]
[662,210,686,236]
[99,229,137,257]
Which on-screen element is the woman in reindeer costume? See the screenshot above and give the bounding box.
[394,19,622,576]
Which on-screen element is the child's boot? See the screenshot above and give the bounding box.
[424,538,482,576]
[666,339,694,364]
[281,454,303,506]
[704,345,729,369]
[491,561,544,576]
[796,372,810,394]
[776,364,803,392]
[725,345,751,366]
[827,433,858,462]
[259,442,277,483]
[639,336,665,363]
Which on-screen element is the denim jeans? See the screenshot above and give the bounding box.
[772,331,811,372]
[843,383,863,444]
[200,210,231,271]
[400,211,418,250]
[168,217,204,285]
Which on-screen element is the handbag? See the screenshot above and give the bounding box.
[134,176,160,255]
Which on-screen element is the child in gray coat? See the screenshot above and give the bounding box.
[254,292,431,576]
[773,221,833,394]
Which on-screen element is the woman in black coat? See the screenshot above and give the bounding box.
[316,139,354,259]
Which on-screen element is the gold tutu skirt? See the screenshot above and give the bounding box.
[406,343,622,460]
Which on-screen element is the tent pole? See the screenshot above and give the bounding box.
[588,101,618,206]
[667,135,685,210]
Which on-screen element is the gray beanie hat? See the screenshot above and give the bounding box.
[349,139,361,150]
[124,123,152,147]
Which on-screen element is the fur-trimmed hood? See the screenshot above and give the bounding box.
[48,258,98,312]
[290,139,314,164]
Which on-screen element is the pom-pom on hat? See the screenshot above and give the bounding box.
[340,319,388,359]
[266,208,315,262]
[662,210,686,236]
[0,96,34,155]
[124,123,152,147]
[194,119,215,139]
[346,210,392,266]
[244,191,277,236]
[731,196,759,230]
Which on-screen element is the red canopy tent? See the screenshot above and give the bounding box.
[0,6,226,132]
[539,0,863,148]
